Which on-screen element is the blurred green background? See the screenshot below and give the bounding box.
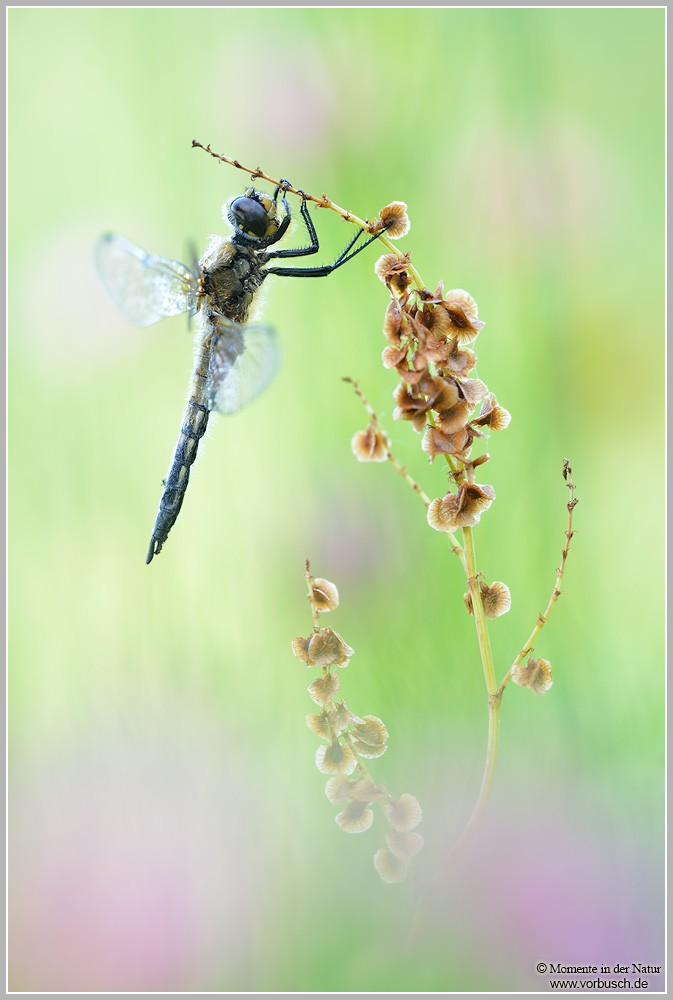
[8,7,664,992]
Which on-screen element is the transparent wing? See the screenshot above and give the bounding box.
[206,315,281,416]
[95,232,198,326]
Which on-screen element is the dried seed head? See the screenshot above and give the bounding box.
[306,711,332,740]
[385,830,425,860]
[438,290,485,345]
[395,356,428,387]
[330,701,351,734]
[434,400,472,435]
[325,775,357,804]
[512,657,553,695]
[374,848,409,883]
[291,635,312,664]
[307,672,340,707]
[458,377,488,406]
[392,383,434,426]
[422,425,472,463]
[310,577,339,612]
[427,482,496,532]
[349,777,384,803]
[336,800,374,833]
[308,628,354,667]
[375,254,412,297]
[439,339,478,378]
[350,739,388,759]
[351,424,388,463]
[464,581,512,618]
[375,253,411,283]
[378,201,410,239]
[326,774,383,805]
[351,715,389,747]
[381,344,407,369]
[384,793,422,832]
[316,741,358,775]
[483,581,511,617]
[382,299,404,345]
[472,392,512,432]
[418,373,460,410]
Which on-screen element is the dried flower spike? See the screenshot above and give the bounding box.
[294,566,423,882]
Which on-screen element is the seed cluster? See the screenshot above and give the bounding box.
[372,247,511,534]
[292,567,423,882]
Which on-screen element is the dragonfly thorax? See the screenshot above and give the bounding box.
[198,240,262,324]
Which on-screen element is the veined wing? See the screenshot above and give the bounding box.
[95,232,198,326]
[206,315,281,415]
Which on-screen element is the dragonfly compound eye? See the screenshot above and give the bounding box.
[230,196,270,238]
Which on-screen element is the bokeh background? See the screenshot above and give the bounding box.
[8,7,664,993]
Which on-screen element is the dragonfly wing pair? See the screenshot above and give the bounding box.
[95,232,281,562]
[95,232,197,326]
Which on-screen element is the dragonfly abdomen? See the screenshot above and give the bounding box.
[146,397,210,564]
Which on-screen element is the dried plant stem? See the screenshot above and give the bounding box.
[304,560,321,630]
[193,139,381,235]
[376,232,427,289]
[345,378,465,568]
[438,526,502,868]
[497,460,577,697]
[447,695,502,870]
[345,378,432,501]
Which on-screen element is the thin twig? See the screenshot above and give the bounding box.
[497,459,578,695]
[192,139,384,234]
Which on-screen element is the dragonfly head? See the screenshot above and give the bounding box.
[226,188,281,247]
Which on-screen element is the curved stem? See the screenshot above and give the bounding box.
[436,526,501,878]
[445,691,501,871]
[463,527,496,696]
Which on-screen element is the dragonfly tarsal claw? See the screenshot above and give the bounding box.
[274,178,293,201]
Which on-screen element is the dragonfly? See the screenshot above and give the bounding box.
[95,183,388,563]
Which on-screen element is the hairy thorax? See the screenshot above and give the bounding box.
[198,238,265,325]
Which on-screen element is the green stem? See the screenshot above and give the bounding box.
[447,689,501,865]
[463,527,496,696]
[439,526,501,867]
[376,233,426,289]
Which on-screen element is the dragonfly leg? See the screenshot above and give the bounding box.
[262,222,389,279]
[263,190,322,261]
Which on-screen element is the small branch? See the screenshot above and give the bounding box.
[344,378,466,568]
[193,139,382,234]
[304,559,320,630]
[436,526,500,880]
[497,459,578,696]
